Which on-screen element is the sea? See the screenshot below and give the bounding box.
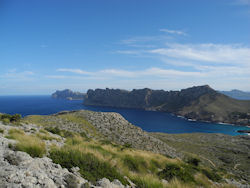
[0,95,249,136]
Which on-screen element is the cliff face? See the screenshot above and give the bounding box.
[52,89,85,100]
[84,85,215,112]
[84,85,250,126]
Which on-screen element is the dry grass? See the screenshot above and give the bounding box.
[36,129,61,141]
[7,128,46,157]
[49,135,235,188]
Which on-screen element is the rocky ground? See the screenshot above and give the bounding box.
[0,122,130,188]
[1,110,250,187]
[78,110,178,158]
[25,110,179,158]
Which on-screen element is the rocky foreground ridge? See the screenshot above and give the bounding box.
[0,122,129,188]
[84,85,250,126]
[0,111,249,187]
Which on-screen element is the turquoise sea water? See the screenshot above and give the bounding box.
[0,95,249,136]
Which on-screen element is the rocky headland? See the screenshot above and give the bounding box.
[83,85,250,126]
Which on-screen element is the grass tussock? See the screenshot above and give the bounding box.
[47,134,230,187]
[49,146,127,184]
[7,128,46,158]
[158,163,195,183]
[36,131,60,141]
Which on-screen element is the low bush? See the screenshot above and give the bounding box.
[201,169,222,182]
[0,114,21,123]
[45,126,61,135]
[45,127,74,138]
[130,175,164,188]
[123,155,147,172]
[186,157,201,167]
[149,159,161,173]
[0,129,4,134]
[49,147,127,185]
[158,163,195,183]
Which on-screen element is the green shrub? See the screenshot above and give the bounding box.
[80,131,88,138]
[0,129,4,134]
[15,142,46,158]
[186,157,201,167]
[158,163,195,182]
[123,143,132,148]
[149,159,161,173]
[130,176,164,188]
[45,127,61,135]
[123,155,147,172]
[201,169,222,182]
[49,148,127,184]
[10,114,22,122]
[0,114,21,123]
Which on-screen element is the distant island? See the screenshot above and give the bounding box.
[219,89,250,100]
[52,89,85,100]
[84,85,250,126]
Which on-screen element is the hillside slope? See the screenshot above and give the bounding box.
[178,92,250,125]
[84,85,250,126]
[151,132,250,183]
[1,111,248,187]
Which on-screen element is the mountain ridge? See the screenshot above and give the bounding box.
[84,85,250,126]
[219,89,250,100]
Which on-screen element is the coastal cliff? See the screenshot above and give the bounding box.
[84,85,250,126]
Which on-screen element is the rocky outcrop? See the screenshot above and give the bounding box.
[0,123,129,188]
[0,136,86,187]
[42,110,178,158]
[78,110,178,158]
[84,85,250,126]
[52,89,85,100]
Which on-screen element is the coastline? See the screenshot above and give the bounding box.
[83,103,250,129]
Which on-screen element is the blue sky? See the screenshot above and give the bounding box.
[0,0,250,95]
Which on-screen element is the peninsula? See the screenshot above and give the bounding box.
[84,85,250,126]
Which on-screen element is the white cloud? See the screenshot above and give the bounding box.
[160,29,187,36]
[57,68,93,75]
[115,50,142,55]
[149,43,250,65]
[52,67,205,79]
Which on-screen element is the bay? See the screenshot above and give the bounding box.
[0,95,249,136]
